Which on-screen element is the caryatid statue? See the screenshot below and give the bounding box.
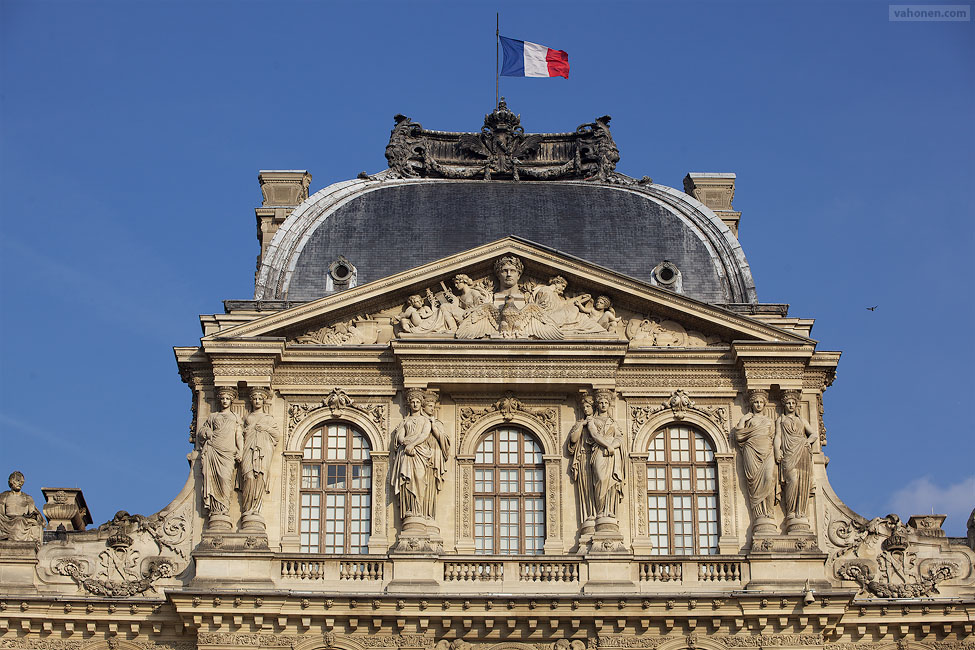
[238,386,280,532]
[0,471,43,543]
[775,390,818,534]
[732,389,777,536]
[199,386,242,531]
[569,388,626,547]
[567,392,596,535]
[390,389,450,541]
[588,390,625,526]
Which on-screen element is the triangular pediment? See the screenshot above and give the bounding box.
[207,237,809,347]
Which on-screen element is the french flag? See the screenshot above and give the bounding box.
[500,36,569,79]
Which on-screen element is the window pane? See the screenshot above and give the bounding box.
[499,468,519,493]
[326,425,346,460]
[326,464,347,489]
[304,430,322,460]
[302,464,321,489]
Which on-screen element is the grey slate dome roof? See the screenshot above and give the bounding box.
[255,104,756,304]
[255,177,756,304]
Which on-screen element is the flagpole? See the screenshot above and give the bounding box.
[495,13,500,107]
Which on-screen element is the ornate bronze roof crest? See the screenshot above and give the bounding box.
[373,99,649,184]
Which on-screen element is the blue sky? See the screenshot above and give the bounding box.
[1,1,972,535]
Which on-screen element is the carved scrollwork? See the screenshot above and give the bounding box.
[54,555,176,597]
[838,558,957,598]
[288,388,387,433]
[359,635,431,648]
[460,391,557,439]
[630,390,727,435]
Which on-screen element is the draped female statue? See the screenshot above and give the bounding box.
[775,390,818,534]
[390,389,450,521]
[239,387,280,531]
[733,389,777,535]
[588,390,625,523]
[199,386,242,531]
[567,392,596,533]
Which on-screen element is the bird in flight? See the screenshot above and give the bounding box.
[866,306,878,311]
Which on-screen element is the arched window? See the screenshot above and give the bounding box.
[646,425,718,555]
[473,427,545,555]
[300,422,372,554]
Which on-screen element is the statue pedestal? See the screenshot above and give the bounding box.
[206,512,234,532]
[239,512,267,533]
[385,555,440,593]
[583,554,636,594]
[751,516,778,537]
[586,518,626,554]
[0,540,39,593]
[192,533,274,588]
[745,534,827,590]
[391,515,443,554]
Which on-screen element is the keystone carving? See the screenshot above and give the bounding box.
[630,389,727,435]
[459,391,558,440]
[288,388,387,434]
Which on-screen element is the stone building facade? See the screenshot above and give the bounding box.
[2,102,973,650]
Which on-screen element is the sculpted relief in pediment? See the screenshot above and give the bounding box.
[290,255,726,347]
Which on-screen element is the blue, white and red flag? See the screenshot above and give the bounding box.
[499,36,569,79]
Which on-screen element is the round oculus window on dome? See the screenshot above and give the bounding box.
[652,261,681,287]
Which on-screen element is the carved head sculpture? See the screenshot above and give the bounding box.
[594,389,615,414]
[578,392,595,417]
[747,388,769,413]
[7,471,24,491]
[595,295,612,310]
[407,294,424,308]
[453,274,474,289]
[781,390,802,414]
[215,386,237,410]
[405,388,425,414]
[249,386,271,410]
[494,255,524,288]
[421,391,439,416]
[549,275,568,293]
